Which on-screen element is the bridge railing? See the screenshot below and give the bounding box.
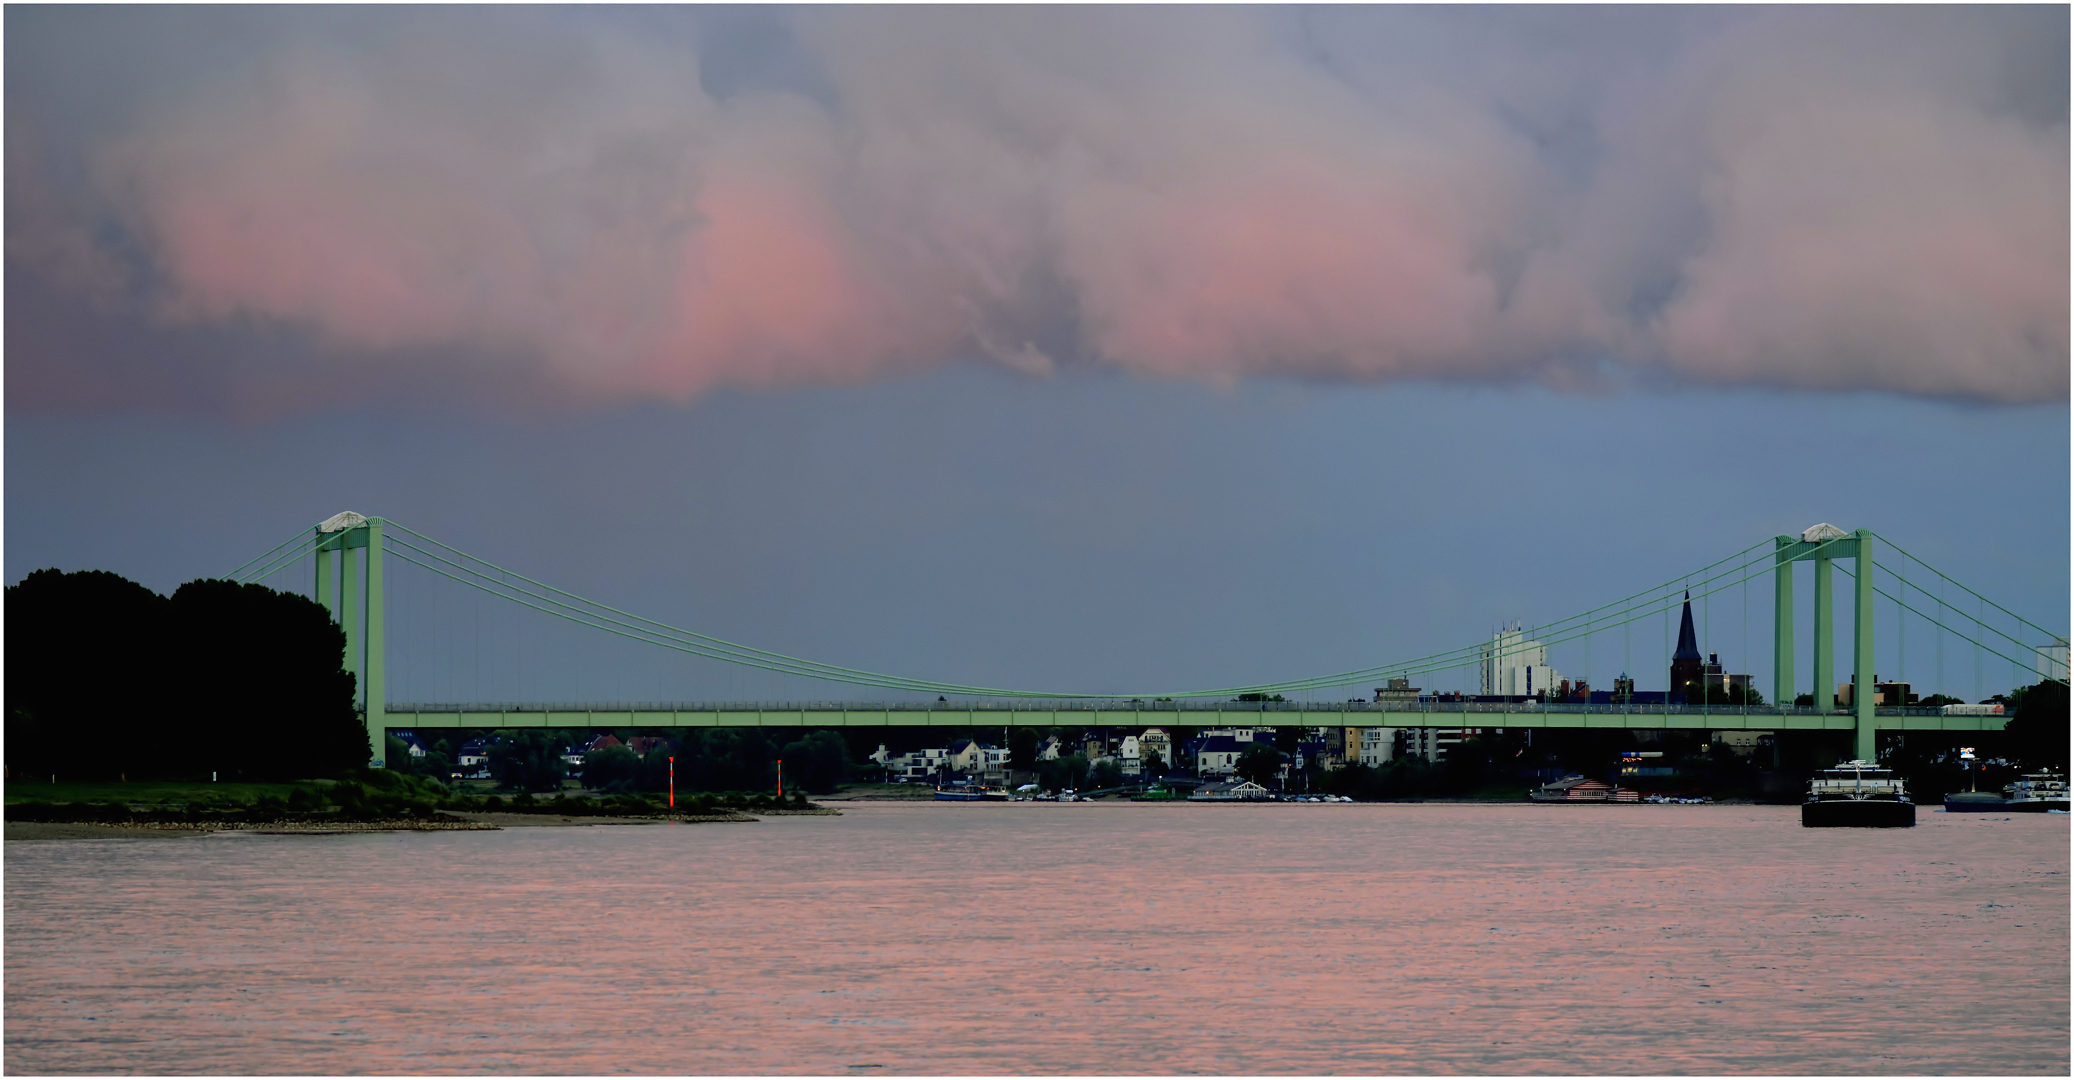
[386,699,1958,718]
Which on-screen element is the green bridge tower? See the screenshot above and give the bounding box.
[1775,525,1877,762]
[313,512,388,767]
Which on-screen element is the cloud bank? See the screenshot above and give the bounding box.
[7,6,2066,413]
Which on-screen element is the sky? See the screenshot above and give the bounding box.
[6,6,2068,705]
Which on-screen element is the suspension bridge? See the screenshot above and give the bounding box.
[225,513,2067,768]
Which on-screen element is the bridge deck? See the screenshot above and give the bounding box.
[382,702,2006,732]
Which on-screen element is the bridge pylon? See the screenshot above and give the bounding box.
[314,511,387,767]
[1775,525,1876,761]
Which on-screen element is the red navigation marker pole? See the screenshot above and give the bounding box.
[777,759,784,798]
[669,756,676,809]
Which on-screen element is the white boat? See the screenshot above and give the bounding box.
[1802,760,1914,828]
[2003,770,2069,813]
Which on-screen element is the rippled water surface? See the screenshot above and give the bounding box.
[6,803,2067,1074]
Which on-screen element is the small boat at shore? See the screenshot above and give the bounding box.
[934,785,1009,802]
[1803,760,1914,828]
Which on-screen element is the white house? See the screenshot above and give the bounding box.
[884,746,950,782]
[1196,734,1265,777]
[1138,728,1172,772]
[1357,728,1394,767]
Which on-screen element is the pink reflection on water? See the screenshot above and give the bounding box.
[6,803,2067,1074]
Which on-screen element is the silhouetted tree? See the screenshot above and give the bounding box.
[582,744,641,790]
[1008,727,1040,770]
[5,569,173,780]
[1235,743,1285,787]
[2005,679,2070,769]
[778,729,848,794]
[171,578,367,780]
[679,728,777,793]
[491,730,568,792]
[1036,752,1089,792]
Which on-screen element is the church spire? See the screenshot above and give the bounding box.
[1670,591,1705,703]
[1673,591,1701,661]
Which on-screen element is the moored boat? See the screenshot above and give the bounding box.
[934,787,985,801]
[1802,760,1914,827]
[2003,770,2069,813]
[1942,791,2009,812]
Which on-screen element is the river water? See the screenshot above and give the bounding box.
[6,803,2067,1075]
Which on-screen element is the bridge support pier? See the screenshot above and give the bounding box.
[1814,555,1834,714]
[365,519,387,768]
[1776,527,1877,763]
[1774,538,1795,709]
[1853,531,1876,762]
[315,545,335,623]
[315,514,388,768]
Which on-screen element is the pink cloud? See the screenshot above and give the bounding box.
[7,8,2065,413]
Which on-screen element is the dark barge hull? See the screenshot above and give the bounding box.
[2009,799,2071,813]
[1803,800,1916,828]
[1943,793,2010,812]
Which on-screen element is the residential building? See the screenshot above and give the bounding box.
[1838,679,1920,708]
[457,737,491,779]
[1481,625,1561,699]
[883,746,950,782]
[946,738,986,774]
[627,735,676,758]
[1374,678,1421,708]
[1710,730,1774,758]
[1356,728,1394,766]
[1138,728,1172,773]
[1398,727,1482,764]
[1118,735,1142,777]
[1037,735,1065,761]
[1699,653,1753,699]
[1195,734,1254,777]
[2038,636,2071,682]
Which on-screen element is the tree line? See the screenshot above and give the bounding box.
[6,569,369,782]
[391,726,854,795]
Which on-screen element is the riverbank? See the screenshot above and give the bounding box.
[5,805,841,841]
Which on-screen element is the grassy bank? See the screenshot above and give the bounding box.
[4,779,327,806]
[5,773,821,825]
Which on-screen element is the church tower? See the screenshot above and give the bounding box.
[1670,592,1704,703]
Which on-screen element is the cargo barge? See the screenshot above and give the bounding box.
[1802,760,1914,827]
